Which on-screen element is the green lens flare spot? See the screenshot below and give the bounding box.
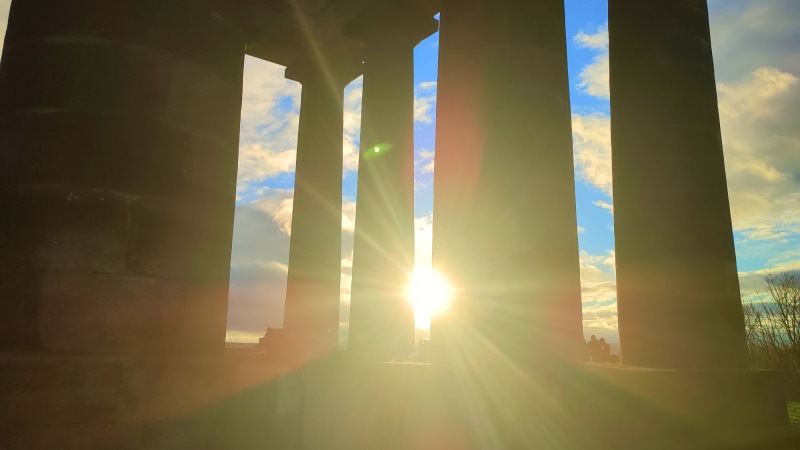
[365,143,393,160]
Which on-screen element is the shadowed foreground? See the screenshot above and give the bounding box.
[2,351,797,450]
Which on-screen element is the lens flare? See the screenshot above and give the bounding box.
[406,269,453,329]
[364,143,393,159]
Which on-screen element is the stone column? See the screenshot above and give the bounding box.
[609,0,748,369]
[346,6,437,360]
[0,0,246,355]
[429,1,586,446]
[432,0,585,369]
[282,48,362,349]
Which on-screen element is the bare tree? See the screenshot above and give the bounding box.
[741,270,800,399]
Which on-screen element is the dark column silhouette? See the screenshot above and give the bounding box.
[346,5,437,360]
[430,1,586,446]
[432,0,585,368]
[610,0,748,369]
[0,0,246,355]
[283,48,362,348]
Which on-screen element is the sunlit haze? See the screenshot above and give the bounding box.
[406,268,453,329]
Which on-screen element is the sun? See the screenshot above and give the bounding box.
[405,268,453,329]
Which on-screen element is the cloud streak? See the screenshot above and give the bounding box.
[573,24,610,99]
[571,113,612,194]
[414,81,437,124]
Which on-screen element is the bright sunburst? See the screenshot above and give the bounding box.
[405,268,453,329]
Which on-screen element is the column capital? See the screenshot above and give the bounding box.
[344,1,439,48]
[285,39,364,88]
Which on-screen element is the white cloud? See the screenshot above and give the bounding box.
[717,67,800,240]
[582,302,619,332]
[579,251,616,299]
[569,7,800,260]
[236,143,296,190]
[237,57,302,198]
[593,200,613,215]
[414,215,434,271]
[343,77,363,173]
[579,250,618,331]
[574,24,608,50]
[571,113,612,194]
[227,190,361,339]
[235,64,364,196]
[226,199,293,338]
[341,200,357,233]
[739,263,800,301]
[709,0,800,81]
[573,24,610,99]
[700,2,800,257]
[414,81,437,124]
[569,2,800,337]
[416,149,435,174]
[250,189,294,235]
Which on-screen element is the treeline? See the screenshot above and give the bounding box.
[742,270,800,399]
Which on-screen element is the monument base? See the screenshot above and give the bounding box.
[1,353,797,449]
[575,364,791,448]
[0,351,286,449]
[298,359,798,450]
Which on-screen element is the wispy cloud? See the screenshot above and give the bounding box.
[574,24,608,50]
[414,81,437,124]
[416,149,435,174]
[236,58,301,199]
[343,77,363,173]
[571,113,612,194]
[593,200,613,215]
[717,67,800,240]
[709,0,800,80]
[579,250,618,331]
[573,24,609,99]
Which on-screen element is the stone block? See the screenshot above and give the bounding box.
[0,269,226,355]
[125,196,234,281]
[0,111,239,203]
[0,426,141,450]
[0,354,122,429]
[583,364,787,428]
[0,43,243,142]
[4,0,245,82]
[0,186,132,274]
[0,352,288,449]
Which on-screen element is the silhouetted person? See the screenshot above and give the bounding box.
[587,335,600,362]
[598,338,611,363]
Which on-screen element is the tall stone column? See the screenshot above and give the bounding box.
[432,0,585,369]
[346,6,437,360]
[0,0,246,355]
[609,0,748,370]
[283,48,362,349]
[429,1,586,446]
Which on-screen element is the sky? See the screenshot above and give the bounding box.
[225,0,800,343]
[0,0,797,344]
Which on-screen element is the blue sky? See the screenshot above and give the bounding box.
[2,0,794,343]
[224,0,800,342]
